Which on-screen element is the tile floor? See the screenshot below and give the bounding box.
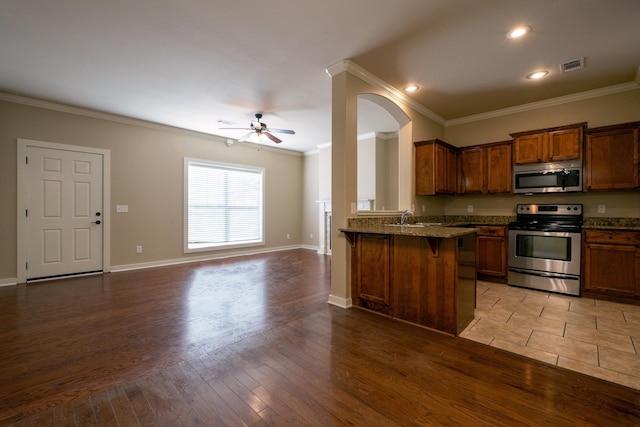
[460,281,640,390]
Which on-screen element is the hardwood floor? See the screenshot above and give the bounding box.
[1,249,639,426]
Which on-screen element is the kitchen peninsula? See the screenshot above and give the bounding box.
[340,221,477,335]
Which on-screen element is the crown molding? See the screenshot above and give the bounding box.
[327,60,640,129]
[326,60,446,125]
[0,91,303,156]
[446,81,640,126]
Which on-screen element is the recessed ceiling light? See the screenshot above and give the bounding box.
[527,70,549,80]
[507,26,531,39]
[403,85,419,93]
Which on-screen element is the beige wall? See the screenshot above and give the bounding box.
[445,88,640,147]
[443,88,640,217]
[0,99,304,281]
[302,152,319,249]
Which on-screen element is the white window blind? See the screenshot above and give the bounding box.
[185,159,264,251]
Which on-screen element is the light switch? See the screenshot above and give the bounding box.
[116,205,129,213]
[597,204,605,214]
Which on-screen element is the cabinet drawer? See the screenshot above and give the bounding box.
[584,230,640,245]
[474,225,506,237]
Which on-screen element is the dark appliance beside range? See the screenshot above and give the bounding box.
[508,203,583,296]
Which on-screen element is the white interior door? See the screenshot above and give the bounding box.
[25,146,104,280]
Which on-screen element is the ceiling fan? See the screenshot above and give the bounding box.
[220,113,295,144]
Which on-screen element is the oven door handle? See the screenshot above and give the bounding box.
[508,267,579,280]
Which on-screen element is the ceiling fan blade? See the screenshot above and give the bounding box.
[268,128,295,134]
[219,127,253,130]
[263,132,282,144]
[238,132,253,142]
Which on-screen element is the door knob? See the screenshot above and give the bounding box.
[92,220,101,225]
[96,212,101,216]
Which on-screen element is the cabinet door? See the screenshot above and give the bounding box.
[585,127,639,190]
[446,147,457,194]
[355,234,391,313]
[434,144,450,194]
[459,147,485,194]
[486,143,512,193]
[415,143,434,196]
[477,236,506,277]
[548,127,583,162]
[583,242,640,297]
[514,134,544,165]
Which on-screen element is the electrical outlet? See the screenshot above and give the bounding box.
[351,202,357,214]
[309,233,313,239]
[136,246,142,253]
[467,205,474,213]
[597,204,605,214]
[116,204,128,213]
[286,234,291,240]
[422,204,426,213]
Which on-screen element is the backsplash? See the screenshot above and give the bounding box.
[347,215,640,230]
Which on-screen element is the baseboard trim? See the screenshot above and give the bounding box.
[0,278,18,287]
[110,245,309,273]
[327,294,352,309]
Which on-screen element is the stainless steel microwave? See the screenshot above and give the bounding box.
[513,161,583,194]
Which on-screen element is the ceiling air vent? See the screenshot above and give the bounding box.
[560,58,584,73]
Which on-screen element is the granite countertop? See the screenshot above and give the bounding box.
[582,217,640,231]
[341,215,640,235]
[339,223,477,238]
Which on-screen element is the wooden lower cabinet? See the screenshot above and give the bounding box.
[349,232,476,335]
[474,225,508,282]
[582,230,640,302]
[352,233,392,314]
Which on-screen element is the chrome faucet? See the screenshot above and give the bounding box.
[400,209,414,225]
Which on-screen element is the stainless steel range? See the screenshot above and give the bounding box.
[508,203,583,296]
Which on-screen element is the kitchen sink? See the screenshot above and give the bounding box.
[384,222,442,227]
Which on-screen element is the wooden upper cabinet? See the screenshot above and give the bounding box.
[458,147,485,194]
[415,139,457,195]
[458,141,512,194]
[585,122,640,191]
[486,143,512,193]
[512,133,543,165]
[511,122,585,165]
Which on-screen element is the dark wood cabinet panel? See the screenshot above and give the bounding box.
[486,143,512,193]
[349,231,476,335]
[458,147,484,194]
[474,225,507,282]
[352,233,392,314]
[459,141,512,195]
[415,139,457,195]
[513,133,544,165]
[585,122,640,191]
[548,127,583,162]
[511,123,585,165]
[583,229,640,301]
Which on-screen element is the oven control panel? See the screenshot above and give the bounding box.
[516,204,582,216]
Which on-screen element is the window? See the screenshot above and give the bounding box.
[185,158,264,252]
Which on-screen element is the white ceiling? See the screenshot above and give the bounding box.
[1,0,639,153]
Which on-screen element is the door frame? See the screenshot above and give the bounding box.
[17,138,111,283]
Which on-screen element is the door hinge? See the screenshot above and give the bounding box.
[26,209,28,217]
[25,156,28,165]
[26,262,28,270]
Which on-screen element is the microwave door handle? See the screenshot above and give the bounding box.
[561,168,566,190]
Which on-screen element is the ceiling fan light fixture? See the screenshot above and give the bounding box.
[507,25,531,39]
[403,84,419,93]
